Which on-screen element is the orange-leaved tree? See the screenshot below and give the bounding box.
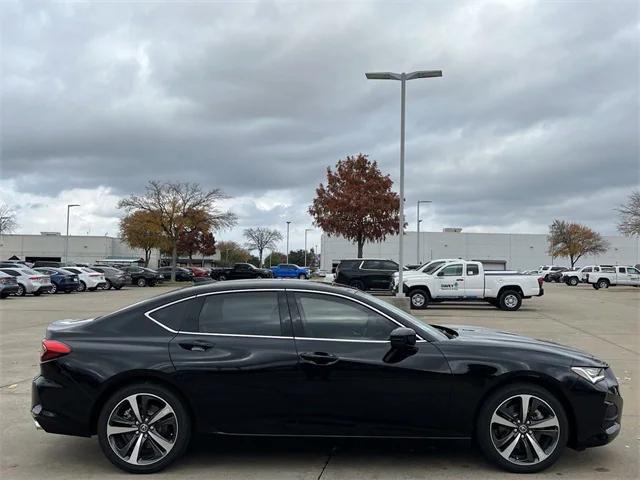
[547,220,609,268]
[309,154,401,258]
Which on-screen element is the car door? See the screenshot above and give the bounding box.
[168,289,300,434]
[287,290,451,437]
[462,263,484,298]
[626,267,640,286]
[434,263,464,298]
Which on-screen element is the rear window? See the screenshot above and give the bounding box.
[601,267,615,273]
[467,264,480,276]
[618,267,626,273]
[338,260,361,270]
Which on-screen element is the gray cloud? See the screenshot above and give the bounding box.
[1,0,638,240]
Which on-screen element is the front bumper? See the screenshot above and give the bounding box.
[1,285,19,295]
[571,368,623,449]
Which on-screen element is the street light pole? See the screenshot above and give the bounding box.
[366,70,442,296]
[417,200,432,264]
[286,221,291,263]
[64,204,80,264]
[304,228,313,267]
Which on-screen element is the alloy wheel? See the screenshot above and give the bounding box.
[490,394,560,466]
[106,393,178,466]
[50,284,57,294]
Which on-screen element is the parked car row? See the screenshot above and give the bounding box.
[530,264,640,288]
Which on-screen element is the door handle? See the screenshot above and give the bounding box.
[456,278,464,281]
[179,340,215,352]
[299,352,340,366]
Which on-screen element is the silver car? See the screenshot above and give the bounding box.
[0,267,52,296]
[0,271,20,298]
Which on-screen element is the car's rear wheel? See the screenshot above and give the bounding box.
[349,279,365,290]
[477,383,568,473]
[218,274,227,281]
[49,283,58,294]
[105,280,112,290]
[16,284,26,296]
[409,289,429,309]
[137,278,147,287]
[77,281,87,292]
[498,290,522,311]
[98,383,191,474]
[597,279,610,289]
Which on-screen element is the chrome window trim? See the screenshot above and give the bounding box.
[144,287,425,342]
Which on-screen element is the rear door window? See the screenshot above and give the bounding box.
[466,264,480,276]
[198,292,284,336]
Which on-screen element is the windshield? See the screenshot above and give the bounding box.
[423,261,446,274]
[353,291,449,341]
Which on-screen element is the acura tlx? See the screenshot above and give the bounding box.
[32,280,622,474]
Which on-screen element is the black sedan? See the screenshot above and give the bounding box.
[89,266,131,290]
[32,280,621,474]
[119,266,163,287]
[157,266,194,282]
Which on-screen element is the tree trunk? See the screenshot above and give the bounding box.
[171,242,177,281]
[258,248,264,268]
[357,238,364,258]
[144,248,151,267]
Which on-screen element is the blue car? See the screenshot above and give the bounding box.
[270,263,310,279]
[34,267,79,294]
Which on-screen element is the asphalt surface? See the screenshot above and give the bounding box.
[1,282,638,479]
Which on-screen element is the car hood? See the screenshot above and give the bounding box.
[437,324,607,367]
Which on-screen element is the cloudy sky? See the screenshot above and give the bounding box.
[1,0,638,253]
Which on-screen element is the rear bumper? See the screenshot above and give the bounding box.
[31,374,93,437]
[537,287,544,297]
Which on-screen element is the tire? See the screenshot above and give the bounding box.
[105,280,112,290]
[0,293,8,299]
[256,275,263,279]
[114,285,123,290]
[544,275,550,282]
[137,277,147,287]
[409,289,429,309]
[568,277,579,287]
[49,283,58,294]
[77,281,87,292]
[16,284,26,297]
[498,290,522,311]
[64,290,72,294]
[349,280,365,290]
[298,274,307,280]
[476,383,568,473]
[33,291,42,296]
[597,279,610,289]
[592,283,600,290]
[97,383,191,474]
[218,274,227,281]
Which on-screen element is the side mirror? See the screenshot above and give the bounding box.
[389,327,417,349]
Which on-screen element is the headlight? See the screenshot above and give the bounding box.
[572,366,606,384]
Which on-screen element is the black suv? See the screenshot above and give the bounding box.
[334,258,399,290]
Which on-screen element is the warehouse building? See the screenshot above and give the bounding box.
[320,230,640,271]
[0,233,162,266]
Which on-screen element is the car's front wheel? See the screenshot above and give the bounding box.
[298,274,307,280]
[409,289,429,309]
[568,277,579,286]
[77,281,87,292]
[16,284,26,296]
[137,278,147,287]
[98,383,191,474]
[477,383,568,473]
[105,280,112,290]
[49,283,58,294]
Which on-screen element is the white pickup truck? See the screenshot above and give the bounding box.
[401,260,544,311]
[392,258,459,287]
[560,266,594,286]
[586,265,640,289]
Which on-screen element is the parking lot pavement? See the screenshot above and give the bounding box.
[1,283,638,479]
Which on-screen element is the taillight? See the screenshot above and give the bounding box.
[537,277,544,287]
[41,339,72,362]
[29,276,40,280]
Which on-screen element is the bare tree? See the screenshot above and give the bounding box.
[244,227,283,267]
[118,181,237,280]
[0,203,18,234]
[616,190,640,236]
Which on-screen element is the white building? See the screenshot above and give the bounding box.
[0,233,161,266]
[320,231,640,271]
